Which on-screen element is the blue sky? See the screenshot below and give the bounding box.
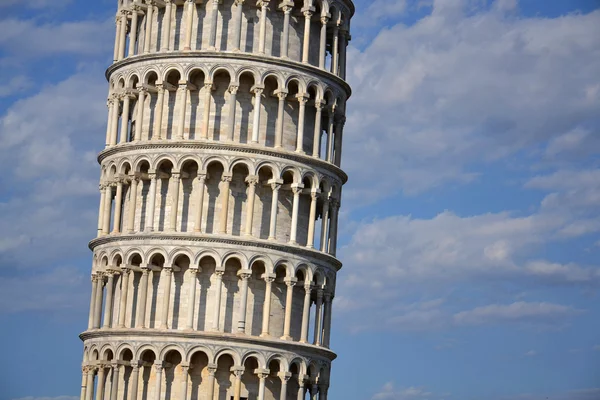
[0,0,599,399]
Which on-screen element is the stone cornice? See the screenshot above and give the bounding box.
[105,51,352,98]
[97,141,349,184]
[89,233,343,270]
[80,328,337,361]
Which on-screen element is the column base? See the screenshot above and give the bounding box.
[281,335,292,341]
[260,333,270,338]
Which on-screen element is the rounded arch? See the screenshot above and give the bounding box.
[161,65,184,83]
[248,255,274,273]
[295,263,313,283]
[241,351,267,369]
[288,357,307,375]
[235,67,260,85]
[201,155,228,172]
[301,170,318,189]
[209,65,235,83]
[152,155,177,171]
[168,248,194,266]
[284,76,307,94]
[194,249,222,268]
[159,344,185,361]
[280,166,301,184]
[260,71,284,90]
[228,157,253,174]
[116,343,135,361]
[176,155,201,171]
[126,72,141,89]
[222,251,248,270]
[254,161,280,178]
[142,68,160,85]
[117,159,133,175]
[133,156,152,173]
[266,354,289,373]
[273,259,295,279]
[213,348,241,366]
[109,249,124,267]
[186,345,214,363]
[145,248,169,266]
[136,345,158,361]
[125,248,145,266]
[100,344,115,361]
[185,65,209,82]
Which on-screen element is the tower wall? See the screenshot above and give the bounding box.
[80,1,353,399]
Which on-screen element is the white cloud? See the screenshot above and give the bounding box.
[344,2,600,202]
[524,350,537,357]
[0,0,71,8]
[0,75,32,97]
[372,383,442,400]
[0,18,113,59]
[453,301,582,326]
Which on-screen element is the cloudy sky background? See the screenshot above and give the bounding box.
[0,0,599,399]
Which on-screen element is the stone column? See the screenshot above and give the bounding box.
[279,372,292,400]
[154,363,163,400]
[102,184,113,235]
[306,190,319,248]
[112,180,124,233]
[237,271,252,333]
[260,274,275,337]
[183,0,195,50]
[339,30,348,79]
[256,369,270,400]
[93,274,105,329]
[176,83,189,139]
[88,275,98,329]
[250,87,263,143]
[244,175,258,236]
[135,88,146,141]
[169,173,181,232]
[159,266,173,329]
[320,197,330,252]
[136,267,150,328]
[319,384,329,400]
[110,96,120,146]
[319,16,329,69]
[333,118,345,167]
[118,10,129,60]
[146,173,158,231]
[296,94,309,153]
[129,364,140,400]
[300,283,312,342]
[232,0,245,51]
[289,184,303,244]
[310,384,319,400]
[85,367,96,400]
[208,0,220,50]
[281,278,297,340]
[180,364,190,400]
[226,84,239,141]
[312,100,324,157]
[153,84,165,139]
[102,271,116,328]
[193,173,207,232]
[185,268,199,329]
[232,367,244,400]
[274,91,287,148]
[97,184,106,236]
[80,366,88,400]
[296,378,306,400]
[326,112,335,163]
[313,289,323,345]
[218,174,232,234]
[331,25,339,74]
[105,99,114,147]
[144,0,155,54]
[118,267,131,328]
[95,366,107,400]
[268,181,281,240]
[322,292,333,348]
[113,16,122,62]
[329,199,340,256]
[280,4,292,58]
[119,94,131,143]
[201,83,214,139]
[205,364,218,400]
[211,271,224,331]
[161,0,173,51]
[129,8,140,57]
[258,0,269,54]
[110,363,120,400]
[127,176,139,233]
[302,10,313,63]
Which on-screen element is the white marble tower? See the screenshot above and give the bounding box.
[80,0,352,399]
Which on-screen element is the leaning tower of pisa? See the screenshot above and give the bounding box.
[80,0,352,399]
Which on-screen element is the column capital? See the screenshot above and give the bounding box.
[245,174,259,185]
[154,362,164,372]
[230,366,245,377]
[274,90,288,100]
[310,189,321,199]
[291,183,304,195]
[316,288,324,298]
[303,9,314,18]
[304,282,314,292]
[254,368,270,379]
[251,85,264,95]
[268,179,283,191]
[296,93,310,103]
[111,362,121,370]
[171,172,181,182]
[257,0,270,8]
[215,270,225,278]
[261,272,276,283]
[284,277,298,287]
[189,267,201,276]
[280,2,293,13]
[320,15,330,25]
[221,173,233,183]
[163,266,173,274]
[228,84,239,95]
[237,270,252,280]
[331,198,341,209]
[207,363,218,375]
[314,99,326,109]
[278,371,292,382]
[196,172,208,182]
